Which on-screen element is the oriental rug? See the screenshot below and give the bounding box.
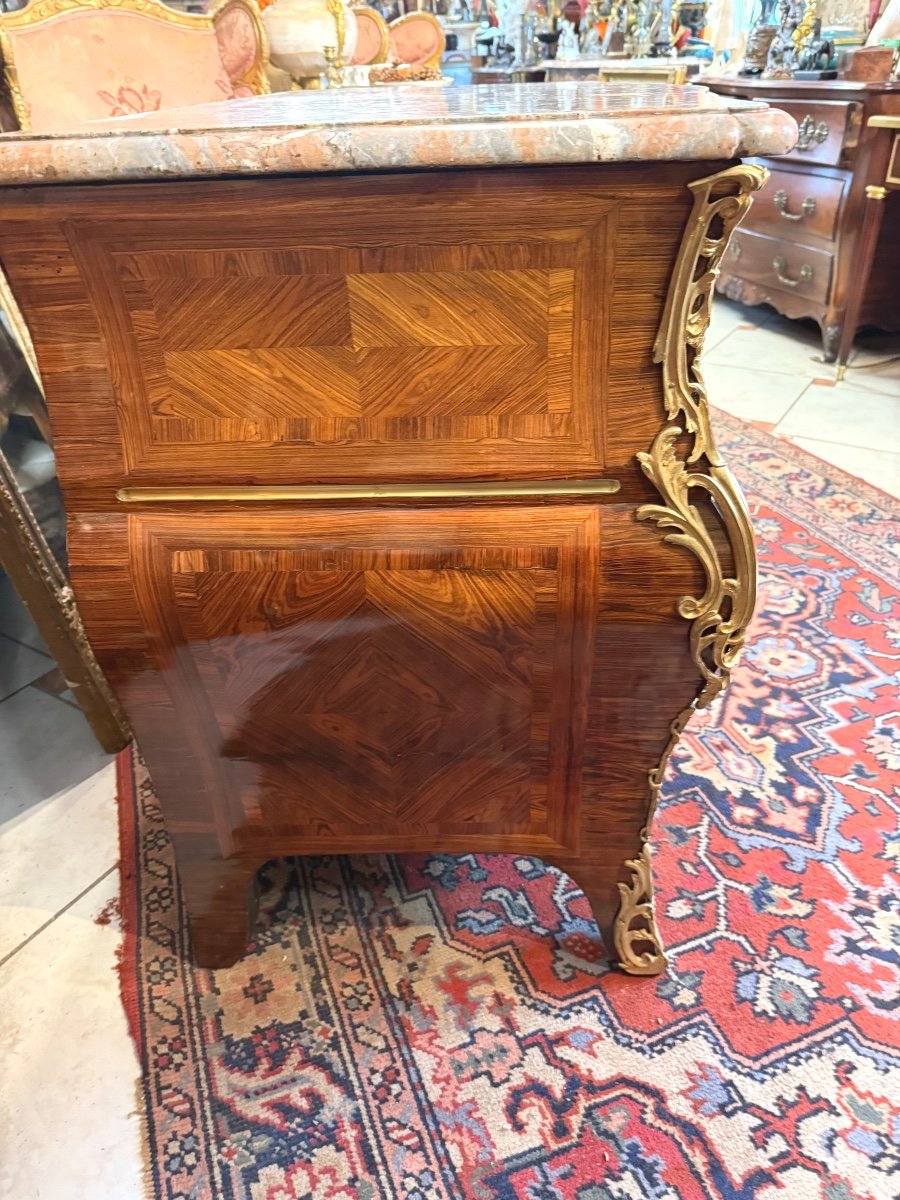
[118,409,900,1200]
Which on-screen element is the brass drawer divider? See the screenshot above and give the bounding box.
[117,479,621,503]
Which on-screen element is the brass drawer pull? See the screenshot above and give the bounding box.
[773,189,817,220]
[772,256,812,288]
[795,115,830,151]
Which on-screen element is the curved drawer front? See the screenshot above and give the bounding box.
[0,167,700,491]
[744,166,846,242]
[774,99,858,167]
[726,228,833,306]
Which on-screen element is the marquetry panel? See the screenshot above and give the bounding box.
[60,183,612,484]
[0,166,706,493]
[127,505,598,853]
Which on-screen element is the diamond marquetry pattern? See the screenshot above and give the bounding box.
[163,505,598,844]
[71,191,613,479]
[135,268,575,433]
[207,570,535,829]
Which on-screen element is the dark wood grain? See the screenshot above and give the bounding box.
[0,162,721,968]
[727,226,833,306]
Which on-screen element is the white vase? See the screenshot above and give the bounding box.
[264,0,359,81]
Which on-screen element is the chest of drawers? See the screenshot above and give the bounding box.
[706,78,900,371]
[0,85,796,973]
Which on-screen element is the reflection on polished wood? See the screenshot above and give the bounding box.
[0,161,758,972]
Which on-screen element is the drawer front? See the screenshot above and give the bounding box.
[744,166,846,242]
[774,100,857,166]
[726,228,833,307]
[1,169,698,490]
[107,503,601,852]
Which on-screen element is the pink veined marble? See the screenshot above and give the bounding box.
[0,82,797,186]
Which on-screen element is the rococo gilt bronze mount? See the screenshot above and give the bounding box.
[613,164,767,974]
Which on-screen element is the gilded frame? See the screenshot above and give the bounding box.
[388,11,446,70]
[350,3,390,66]
[0,0,269,132]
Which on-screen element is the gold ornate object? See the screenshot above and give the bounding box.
[614,844,667,976]
[325,0,346,68]
[323,44,342,86]
[791,0,816,54]
[614,164,766,977]
[640,163,766,707]
[865,184,888,201]
[640,162,765,706]
[0,0,269,131]
[388,12,446,70]
[349,1,390,65]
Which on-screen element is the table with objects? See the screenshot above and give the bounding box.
[0,83,796,972]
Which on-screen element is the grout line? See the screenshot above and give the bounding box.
[0,674,55,709]
[771,380,816,435]
[0,864,118,971]
[0,630,52,660]
[777,431,898,454]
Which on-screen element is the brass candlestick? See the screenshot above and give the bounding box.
[323,44,344,86]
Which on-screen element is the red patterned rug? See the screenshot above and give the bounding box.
[118,410,900,1200]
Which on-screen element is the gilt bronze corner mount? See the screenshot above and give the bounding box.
[615,165,767,977]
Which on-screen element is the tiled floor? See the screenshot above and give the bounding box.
[0,299,897,1199]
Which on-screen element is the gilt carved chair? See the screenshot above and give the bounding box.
[0,0,269,133]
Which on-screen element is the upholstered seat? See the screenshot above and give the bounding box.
[0,0,268,133]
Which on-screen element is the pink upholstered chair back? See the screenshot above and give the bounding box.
[0,0,269,133]
[349,5,390,67]
[387,12,445,69]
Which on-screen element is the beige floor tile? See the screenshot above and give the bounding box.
[706,296,773,352]
[707,314,831,379]
[705,362,810,425]
[0,686,111,820]
[789,438,900,500]
[0,760,118,960]
[0,874,144,1200]
[840,359,900,401]
[775,378,900,451]
[0,634,51,704]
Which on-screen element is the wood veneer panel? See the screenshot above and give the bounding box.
[68,496,707,962]
[0,163,712,499]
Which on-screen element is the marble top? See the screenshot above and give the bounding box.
[0,82,797,186]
